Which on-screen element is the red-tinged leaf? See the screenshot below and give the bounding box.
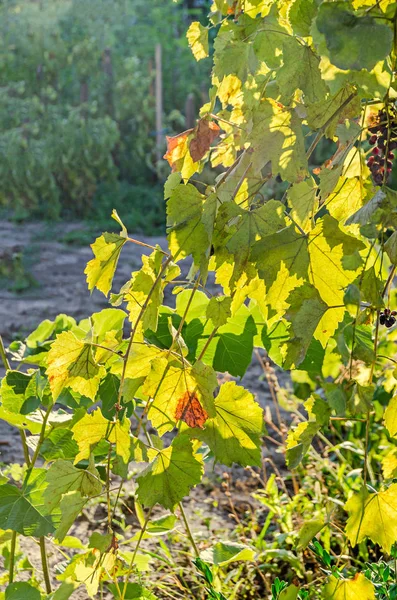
[163,129,194,171]
[189,119,220,162]
[175,391,208,429]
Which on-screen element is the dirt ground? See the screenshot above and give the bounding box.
[0,220,288,598]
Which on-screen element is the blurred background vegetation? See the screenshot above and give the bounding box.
[0,0,211,234]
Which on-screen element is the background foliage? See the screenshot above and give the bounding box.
[0,0,210,229]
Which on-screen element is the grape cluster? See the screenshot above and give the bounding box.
[367,108,397,185]
[380,308,396,328]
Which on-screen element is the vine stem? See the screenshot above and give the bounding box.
[121,507,153,600]
[9,531,16,583]
[39,536,52,594]
[197,326,218,362]
[179,502,199,558]
[166,275,201,358]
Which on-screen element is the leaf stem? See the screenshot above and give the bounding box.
[39,536,52,594]
[179,501,199,558]
[126,237,169,256]
[167,276,201,358]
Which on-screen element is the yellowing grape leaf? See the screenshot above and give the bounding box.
[72,408,131,465]
[186,21,209,61]
[323,574,375,600]
[163,130,198,181]
[213,199,285,287]
[123,249,178,332]
[191,381,263,467]
[382,448,397,480]
[144,357,216,436]
[384,395,397,437]
[287,179,318,233]
[110,343,163,399]
[250,99,308,183]
[85,231,127,297]
[345,484,397,552]
[47,331,106,401]
[307,215,365,307]
[136,435,204,510]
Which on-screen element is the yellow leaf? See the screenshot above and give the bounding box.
[323,574,375,600]
[345,485,397,553]
[72,408,130,465]
[186,21,209,61]
[47,331,106,401]
[85,232,127,297]
[384,395,397,436]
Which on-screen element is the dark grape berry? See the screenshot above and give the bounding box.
[380,308,396,328]
[367,107,397,185]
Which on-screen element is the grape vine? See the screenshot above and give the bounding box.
[3,0,397,598]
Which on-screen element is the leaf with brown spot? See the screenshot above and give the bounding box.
[189,119,220,162]
[163,129,198,180]
[175,391,208,429]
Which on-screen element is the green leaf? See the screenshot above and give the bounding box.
[297,518,325,549]
[306,84,360,139]
[44,459,102,511]
[279,585,299,600]
[187,21,209,61]
[277,41,328,104]
[286,396,331,468]
[288,0,317,37]
[55,491,87,542]
[200,541,255,566]
[0,468,60,536]
[89,531,113,552]
[166,183,212,273]
[136,435,204,510]
[385,231,397,264]
[47,331,106,401]
[206,296,232,328]
[0,370,41,414]
[315,3,393,71]
[85,232,127,297]
[5,583,41,600]
[108,583,158,600]
[192,381,263,467]
[323,574,375,600]
[345,484,397,553]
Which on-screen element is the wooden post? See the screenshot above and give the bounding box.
[155,43,163,164]
[102,47,114,118]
